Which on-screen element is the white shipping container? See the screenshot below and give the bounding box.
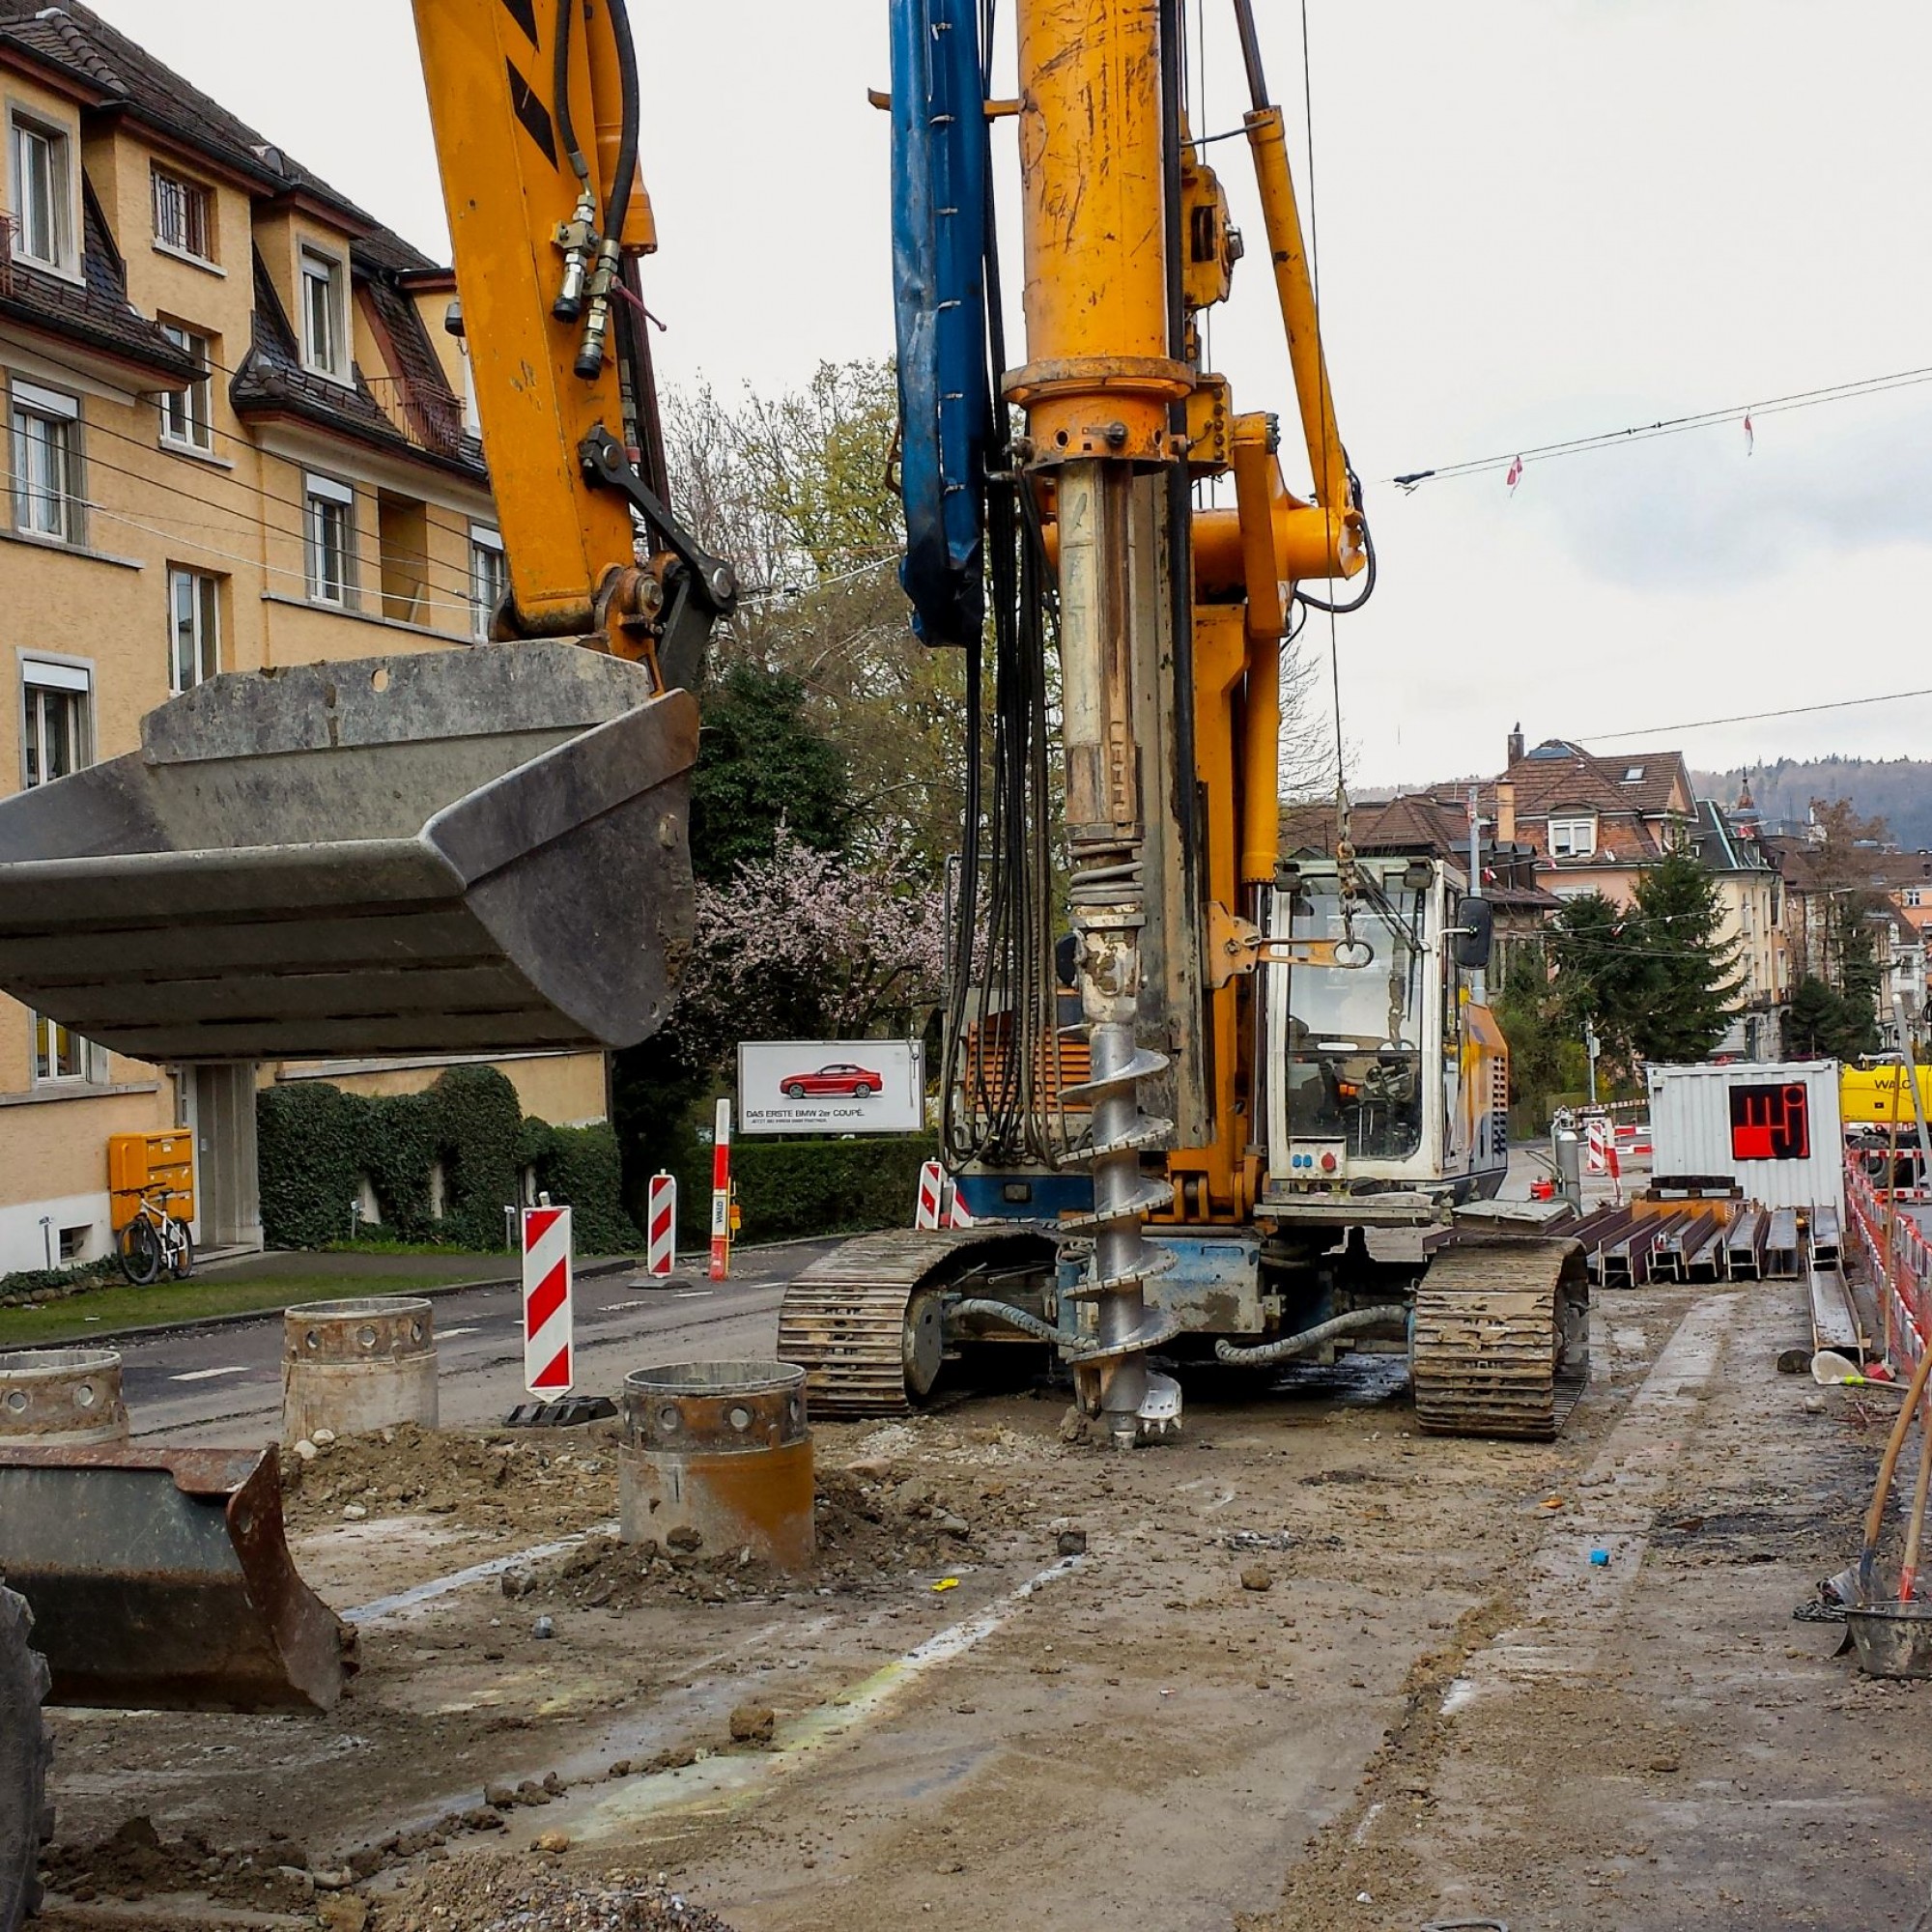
[1646,1060,1843,1217]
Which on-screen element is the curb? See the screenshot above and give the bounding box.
[8,1233,852,1349]
[14,1257,640,1349]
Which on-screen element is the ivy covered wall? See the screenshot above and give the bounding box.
[258,1065,640,1253]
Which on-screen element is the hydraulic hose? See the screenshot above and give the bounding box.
[553,0,589,184]
[1213,1303,1407,1367]
[953,1297,1061,1345]
[602,0,642,247]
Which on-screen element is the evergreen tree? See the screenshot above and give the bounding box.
[1549,892,1655,1077]
[1627,849,1744,1063]
[1785,974,1871,1062]
[687,661,849,883]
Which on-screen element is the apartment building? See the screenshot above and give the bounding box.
[0,3,606,1271]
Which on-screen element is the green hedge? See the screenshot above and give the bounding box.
[259,1066,640,1253]
[668,1130,938,1246]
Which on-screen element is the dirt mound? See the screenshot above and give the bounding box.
[513,1461,1009,1608]
[41,1812,317,1912]
[280,1422,617,1537]
[374,1859,733,1931]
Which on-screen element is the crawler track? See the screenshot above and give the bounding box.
[777,1229,1055,1418]
[1410,1236,1591,1439]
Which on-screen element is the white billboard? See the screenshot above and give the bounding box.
[737,1039,924,1136]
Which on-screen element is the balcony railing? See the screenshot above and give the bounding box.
[362,374,473,463]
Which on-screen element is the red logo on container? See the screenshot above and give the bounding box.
[1729,1083,1809,1162]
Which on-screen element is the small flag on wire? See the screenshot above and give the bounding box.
[1744,412,1754,454]
[1505,453,1523,492]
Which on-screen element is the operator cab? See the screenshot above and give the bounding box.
[1264,856,1505,1201]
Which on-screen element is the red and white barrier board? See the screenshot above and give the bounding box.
[916,1159,945,1230]
[646,1172,677,1277]
[521,1205,573,1396]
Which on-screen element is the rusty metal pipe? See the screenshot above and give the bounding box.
[619,1361,813,1571]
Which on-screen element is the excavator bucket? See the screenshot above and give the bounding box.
[0,641,696,1062]
[0,1445,348,1711]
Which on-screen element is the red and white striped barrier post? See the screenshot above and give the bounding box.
[946,1178,975,1229]
[521,1203,573,1396]
[915,1158,945,1230]
[709,1098,732,1281]
[646,1172,676,1277]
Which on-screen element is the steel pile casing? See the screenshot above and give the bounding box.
[283,1297,438,1444]
[0,1350,128,1449]
[618,1361,813,1572]
[0,1444,350,1710]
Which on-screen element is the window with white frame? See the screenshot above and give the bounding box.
[10,111,74,273]
[21,655,89,788]
[298,244,348,379]
[303,471,355,604]
[168,567,220,692]
[151,163,213,262]
[158,322,213,452]
[1905,889,1922,909]
[32,1010,87,1084]
[10,378,82,542]
[1547,815,1597,859]
[469,524,506,639]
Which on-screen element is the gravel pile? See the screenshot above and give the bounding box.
[375,1860,735,1931]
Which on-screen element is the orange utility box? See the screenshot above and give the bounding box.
[108,1130,195,1231]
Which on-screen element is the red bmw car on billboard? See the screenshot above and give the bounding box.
[781,1063,882,1099]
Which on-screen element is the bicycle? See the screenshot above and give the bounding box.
[116,1183,194,1286]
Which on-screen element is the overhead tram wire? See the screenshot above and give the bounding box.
[1386,363,1932,491]
[1585,683,1932,745]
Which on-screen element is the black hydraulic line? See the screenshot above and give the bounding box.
[1213,1302,1407,1366]
[553,0,590,183]
[602,0,643,246]
[617,255,670,503]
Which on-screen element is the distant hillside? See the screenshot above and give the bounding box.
[1693,756,1932,850]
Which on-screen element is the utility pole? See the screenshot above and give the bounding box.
[1584,1020,1601,1106]
[1466,785,1487,1000]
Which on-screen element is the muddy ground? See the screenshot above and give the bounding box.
[30,1271,1932,1931]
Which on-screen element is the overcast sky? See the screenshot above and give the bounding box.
[91,0,1932,792]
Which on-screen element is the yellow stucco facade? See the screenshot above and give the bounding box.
[0,35,605,1271]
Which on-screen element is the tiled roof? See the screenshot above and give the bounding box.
[0,177,198,382]
[230,253,484,483]
[1278,796,1559,909]
[0,0,389,237]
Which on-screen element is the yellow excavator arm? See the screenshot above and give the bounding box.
[0,0,730,1066]
[411,0,734,673]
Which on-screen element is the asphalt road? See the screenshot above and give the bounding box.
[125,1238,840,1443]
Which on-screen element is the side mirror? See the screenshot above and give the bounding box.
[1453,897,1494,971]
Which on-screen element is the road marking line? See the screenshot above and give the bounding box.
[170,1365,252,1382]
[344,1522,617,1624]
[674,1290,713,1299]
[438,1325,480,1338]
[569,1553,1086,1839]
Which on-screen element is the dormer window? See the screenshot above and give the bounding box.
[10,110,76,274]
[299,243,348,380]
[1548,815,1597,859]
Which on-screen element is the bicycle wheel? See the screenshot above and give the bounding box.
[168,1219,195,1281]
[118,1216,161,1287]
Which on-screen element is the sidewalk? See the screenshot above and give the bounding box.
[0,1246,637,1350]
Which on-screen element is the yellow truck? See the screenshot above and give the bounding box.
[1840,1059,1932,1128]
